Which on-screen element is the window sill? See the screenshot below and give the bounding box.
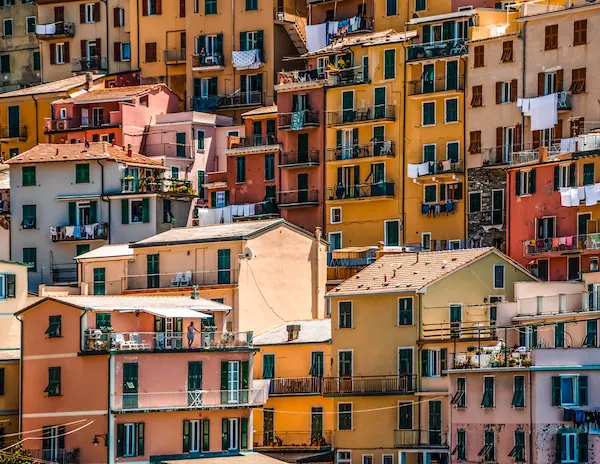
[421,124,436,128]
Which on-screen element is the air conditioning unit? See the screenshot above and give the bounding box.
[56,120,68,130]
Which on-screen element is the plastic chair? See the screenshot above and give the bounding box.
[171,272,183,287]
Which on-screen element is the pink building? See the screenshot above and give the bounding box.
[18,295,266,463]
[44,84,180,151]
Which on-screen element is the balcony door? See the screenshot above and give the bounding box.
[428,400,442,445]
[297,173,309,203]
[491,189,504,226]
[338,350,352,392]
[374,87,386,119]
[446,60,458,91]
[164,317,182,349]
[42,426,62,462]
[8,106,19,138]
[297,133,309,163]
[422,64,434,93]
[92,107,103,127]
[227,418,239,450]
[399,348,413,391]
[263,408,274,445]
[373,126,385,157]
[241,74,262,104]
[342,90,354,123]
[227,361,240,404]
[123,362,138,409]
[87,39,97,60]
[311,407,324,444]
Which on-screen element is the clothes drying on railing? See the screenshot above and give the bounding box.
[232,49,261,70]
[421,201,455,217]
[291,111,304,130]
[50,223,102,241]
[560,184,600,207]
[35,23,56,34]
[517,93,558,131]
[563,408,600,428]
[306,23,327,52]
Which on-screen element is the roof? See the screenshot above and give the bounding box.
[131,219,313,248]
[301,29,417,58]
[328,248,533,297]
[0,74,104,99]
[0,259,30,267]
[0,164,9,190]
[75,244,134,261]
[52,84,172,104]
[241,105,278,118]
[0,349,20,361]
[6,142,163,167]
[162,453,288,464]
[253,319,331,346]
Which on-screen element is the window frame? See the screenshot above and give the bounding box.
[422,101,436,126]
[330,207,342,224]
[512,374,525,408]
[423,184,437,204]
[469,191,481,214]
[337,403,353,430]
[493,264,505,289]
[481,376,495,408]
[338,301,352,329]
[85,3,96,23]
[421,232,431,251]
[444,97,459,123]
[384,219,400,247]
[3,18,13,37]
[383,49,396,79]
[397,297,413,326]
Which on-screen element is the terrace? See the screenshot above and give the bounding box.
[279,150,320,168]
[393,429,448,449]
[123,269,238,292]
[278,110,320,130]
[278,190,319,207]
[191,91,264,112]
[191,53,225,70]
[163,48,186,63]
[327,247,377,282]
[522,233,600,256]
[322,375,416,396]
[35,21,75,39]
[268,377,322,395]
[407,76,465,96]
[326,105,395,127]
[253,431,332,450]
[406,38,467,62]
[71,56,107,73]
[50,223,108,242]
[326,141,395,162]
[450,349,532,370]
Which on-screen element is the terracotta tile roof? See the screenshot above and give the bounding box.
[328,248,498,296]
[241,105,278,118]
[6,142,163,167]
[54,84,170,104]
[253,319,331,345]
[0,74,105,98]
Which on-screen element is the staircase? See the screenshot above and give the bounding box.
[275,9,307,55]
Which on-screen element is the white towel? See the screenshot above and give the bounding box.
[570,188,579,206]
[232,50,261,70]
[578,186,586,200]
[595,183,600,202]
[243,204,251,216]
[248,203,256,216]
[417,162,430,176]
[306,23,328,52]
[65,226,75,237]
[585,185,597,206]
[407,164,419,179]
[560,188,571,207]
[529,93,558,131]
[560,137,577,154]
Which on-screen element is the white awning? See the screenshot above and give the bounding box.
[408,9,475,24]
[141,307,211,319]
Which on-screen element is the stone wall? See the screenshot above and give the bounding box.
[468,167,507,251]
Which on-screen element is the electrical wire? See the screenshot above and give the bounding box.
[0,421,94,452]
[246,260,286,322]
[0,419,89,440]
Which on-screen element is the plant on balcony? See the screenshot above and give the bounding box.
[272,436,283,447]
[311,433,327,447]
[124,175,135,181]
[521,358,532,367]
[0,445,34,463]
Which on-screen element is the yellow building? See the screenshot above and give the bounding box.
[322,29,414,249]
[252,320,334,460]
[326,247,535,464]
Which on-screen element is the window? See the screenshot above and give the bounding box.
[96,312,111,331]
[114,7,125,26]
[75,164,90,183]
[422,102,435,126]
[452,377,466,408]
[117,423,144,457]
[423,144,436,162]
[55,43,65,64]
[339,302,352,328]
[398,298,413,326]
[197,130,205,150]
[217,249,231,284]
[84,3,96,22]
[338,451,352,464]
[384,49,395,79]
[22,205,36,229]
[310,352,324,377]
[552,375,587,407]
[382,455,393,464]
[130,200,144,223]
[421,232,431,251]
[33,51,40,71]
[424,185,437,203]
[555,322,565,348]
[0,274,15,299]
[584,319,597,347]
[415,0,425,11]
[474,45,484,68]
[3,19,13,37]
[509,429,526,462]
[338,403,352,430]
[398,402,412,429]
[501,40,513,62]
[554,164,575,189]
[493,264,504,289]
[445,98,458,123]
[205,0,217,14]
[422,349,441,377]
[362,455,373,464]
[512,375,525,408]
[264,154,275,181]
[385,220,399,246]
[515,169,535,196]
[0,55,9,74]
[26,16,36,33]
[469,192,481,213]
[262,354,275,379]
[23,247,36,272]
[330,207,342,224]
[386,0,396,16]
[453,429,466,460]
[45,315,62,338]
[145,42,157,62]
[573,19,587,46]
[22,166,36,187]
[171,166,179,179]
[557,432,587,464]
[236,156,246,183]
[449,240,461,250]
[471,85,483,107]
[496,81,513,104]
[519,325,537,349]
[479,430,495,462]
[469,131,481,154]
[121,43,131,61]
[545,24,558,50]
[481,377,494,408]
[570,68,586,94]
[246,0,257,10]
[45,367,61,396]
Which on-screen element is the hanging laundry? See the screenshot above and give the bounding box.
[417,162,431,176]
[560,137,577,153]
[407,164,419,179]
[291,111,304,130]
[570,188,579,206]
[529,93,558,131]
[585,185,597,206]
[578,186,586,201]
[306,23,328,52]
[232,49,261,70]
[560,188,572,207]
[441,159,452,171]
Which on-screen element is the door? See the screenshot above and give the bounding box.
[311,351,324,378]
[297,173,309,203]
[123,362,138,409]
[503,127,514,162]
[338,351,352,392]
[311,407,324,444]
[491,190,504,226]
[147,254,160,289]
[297,133,309,163]
[450,304,462,338]
[8,106,19,138]
[568,257,580,281]
[538,258,549,281]
[579,213,591,246]
[428,400,442,445]
[374,87,386,119]
[446,60,458,90]
[228,418,239,450]
[81,108,89,126]
[92,107,103,126]
[176,132,186,157]
[263,408,274,445]
[188,361,202,405]
[422,64,434,93]
[342,91,354,123]
[227,361,240,403]
[342,129,353,159]
[373,126,385,157]
[189,420,201,452]
[399,348,413,390]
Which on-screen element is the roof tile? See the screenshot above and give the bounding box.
[53,84,171,104]
[0,74,105,98]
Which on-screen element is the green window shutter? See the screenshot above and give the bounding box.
[384,49,395,79]
[241,360,249,403]
[211,191,216,208]
[555,431,563,463]
[222,418,229,450]
[76,164,90,183]
[352,128,359,146]
[553,165,560,190]
[386,221,399,246]
[22,166,36,186]
[336,130,342,148]
[579,375,588,405]
[530,168,536,193]
[217,34,223,55]
[555,322,564,347]
[6,274,15,298]
[515,171,521,196]
[569,164,576,187]
[221,361,228,404]
[202,419,210,451]
[183,420,190,453]
[584,163,595,185]
[68,202,77,226]
[137,422,144,456]
[578,432,588,462]
[89,200,97,223]
[198,130,205,150]
[142,197,150,223]
[116,423,125,457]
[262,354,274,379]
[257,30,264,51]
[239,32,247,51]
[551,376,561,405]
[121,199,129,224]
[23,248,36,272]
[241,418,248,449]
[440,348,447,376]
[421,349,429,377]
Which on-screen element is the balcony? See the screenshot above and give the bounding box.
[254,431,332,449]
[326,66,370,87]
[327,247,377,282]
[322,375,416,396]
[71,56,107,73]
[124,269,238,292]
[415,160,464,178]
[232,49,264,69]
[421,316,497,341]
[280,150,320,168]
[25,449,80,464]
[50,223,108,242]
[191,91,264,112]
[276,69,328,89]
[36,21,75,39]
[83,330,254,352]
[421,200,460,217]
[522,233,600,256]
[46,116,115,132]
[192,53,225,70]
[51,263,78,284]
[407,76,465,96]
[393,429,448,449]
[163,48,186,63]
[227,135,278,150]
[0,126,27,140]
[326,141,395,162]
[481,146,512,167]
[406,38,467,62]
[327,182,395,201]
[557,90,572,111]
[121,178,195,196]
[278,189,319,207]
[268,377,322,395]
[326,105,395,127]
[451,350,532,370]
[112,387,267,412]
[278,110,320,130]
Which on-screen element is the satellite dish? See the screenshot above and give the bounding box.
[244,247,253,259]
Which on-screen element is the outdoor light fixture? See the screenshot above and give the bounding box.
[92,434,107,447]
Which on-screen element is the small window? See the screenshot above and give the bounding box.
[145,42,157,62]
[96,312,111,331]
[501,40,513,62]
[33,51,40,71]
[445,98,458,123]
[451,377,466,408]
[471,85,483,107]
[398,298,413,325]
[236,156,246,183]
[570,68,586,94]
[0,55,9,74]
[3,19,13,37]
[421,232,431,251]
[553,375,586,407]
[262,353,275,379]
[481,377,494,408]
[498,81,512,104]
[264,154,275,181]
[423,349,440,377]
[424,185,437,203]
[516,170,534,196]
[415,0,426,11]
[386,0,397,16]
[468,131,481,154]
[573,19,587,46]
[121,43,131,61]
[509,430,526,461]
[22,205,36,229]
[246,0,257,10]
[339,302,352,329]
[22,166,36,187]
[469,192,481,214]
[544,24,558,50]
[45,367,61,396]
[85,3,95,22]
[479,430,495,461]
[337,451,352,464]
[384,49,395,79]
[197,130,205,150]
[338,403,352,430]
[422,101,435,126]
[330,207,342,224]
[362,456,373,464]
[474,45,484,68]
[454,429,466,460]
[46,315,62,338]
[493,264,505,289]
[75,164,90,183]
[205,0,217,14]
[512,375,525,408]
[55,43,65,64]
[118,422,144,457]
[26,16,36,34]
[23,247,36,272]
[131,200,144,223]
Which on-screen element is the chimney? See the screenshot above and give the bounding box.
[127,144,132,156]
[286,324,300,341]
[539,146,549,163]
[85,72,93,90]
[315,226,322,243]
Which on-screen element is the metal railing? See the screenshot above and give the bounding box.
[191,91,264,111]
[163,48,186,62]
[71,56,107,72]
[121,178,194,195]
[125,269,238,291]
[278,189,319,206]
[25,449,80,464]
[51,263,78,284]
[422,316,497,341]
[327,182,395,200]
[327,66,370,87]
[112,387,268,411]
[415,160,463,176]
[511,143,560,165]
[228,135,278,149]
[322,375,416,395]
[326,105,395,126]
[481,146,512,166]
[278,69,327,85]
[254,431,332,448]
[268,377,322,395]
[558,90,572,110]
[46,116,114,131]
[326,141,395,162]
[406,38,467,61]
[192,53,224,68]
[278,110,320,129]
[35,21,75,38]
[50,223,108,242]
[523,233,600,256]
[407,76,465,95]
[451,350,532,369]
[0,126,27,139]
[280,150,320,167]
[393,429,448,448]
[83,331,253,352]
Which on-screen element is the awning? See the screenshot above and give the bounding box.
[140,307,211,319]
[56,193,101,202]
[408,9,475,24]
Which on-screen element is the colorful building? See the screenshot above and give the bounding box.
[252,319,334,461]
[0,165,9,260]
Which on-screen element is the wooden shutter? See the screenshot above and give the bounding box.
[116,423,125,456]
[6,274,15,298]
[578,432,588,462]
[137,423,145,456]
[221,418,229,450]
[113,7,120,27]
[94,2,101,21]
[68,202,76,225]
[532,130,541,149]
[114,42,121,61]
[440,348,447,376]
[530,169,536,194]
[121,199,129,224]
[496,127,503,151]
[553,165,560,191]
[156,0,162,14]
[515,170,521,196]
[49,44,56,65]
[421,350,429,377]
[514,124,522,152]
[495,82,502,104]
[142,0,148,16]
[202,419,210,451]
[556,69,563,92]
[239,32,247,51]
[510,79,517,102]
[180,0,185,17]
[81,40,87,59]
[554,119,563,142]
[142,197,150,223]
[538,72,545,96]
[64,42,70,62]
[241,418,248,449]
[95,38,101,57]
[183,420,190,453]
[579,376,588,405]
[220,361,228,404]
[54,6,64,22]
[80,4,86,23]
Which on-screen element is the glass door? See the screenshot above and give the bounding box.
[446,60,458,90]
[311,407,324,445]
[263,408,274,445]
[228,361,240,404]
[228,418,239,450]
[123,362,138,409]
[190,420,201,452]
[374,87,386,119]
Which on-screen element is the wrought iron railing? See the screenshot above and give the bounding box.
[71,56,107,72]
[326,105,395,126]
[268,377,322,395]
[50,223,108,242]
[326,142,395,162]
[36,21,75,38]
[327,182,395,200]
[322,375,416,395]
[278,110,320,129]
[393,429,448,448]
[192,53,224,68]
[407,76,465,95]
[163,48,186,62]
[278,189,319,206]
[280,150,320,167]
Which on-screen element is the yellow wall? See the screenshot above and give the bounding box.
[0,97,51,159]
[0,361,19,438]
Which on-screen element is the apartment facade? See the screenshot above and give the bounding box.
[6,142,193,288]
[0,164,9,259]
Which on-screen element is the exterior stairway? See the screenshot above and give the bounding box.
[275,9,308,55]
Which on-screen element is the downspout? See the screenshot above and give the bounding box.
[136,0,141,69]
[416,292,422,437]
[104,0,110,74]
[528,369,533,464]
[108,352,113,464]
[16,314,23,435]
[322,88,327,235]
[401,41,407,245]
[461,55,467,245]
[30,95,39,145]
[96,160,111,243]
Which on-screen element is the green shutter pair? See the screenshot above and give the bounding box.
[93,268,106,295]
[22,205,36,229]
[44,367,61,396]
[205,0,217,14]
[245,0,257,10]
[511,376,525,408]
[23,247,36,272]
[262,354,275,379]
[197,131,205,150]
[481,377,494,407]
[384,49,395,79]
[220,418,249,450]
[22,166,36,186]
[116,422,144,457]
[121,198,150,224]
[75,164,90,183]
[183,419,210,453]
[398,298,412,325]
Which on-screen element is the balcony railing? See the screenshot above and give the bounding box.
[228,135,279,149]
[327,182,395,200]
[523,233,600,256]
[322,375,416,395]
[326,105,395,126]
[481,146,512,166]
[71,56,107,72]
[406,38,467,61]
[191,91,264,112]
[51,263,78,284]
[83,331,253,352]
[280,150,320,167]
[25,449,80,464]
[415,160,464,177]
[0,198,9,214]
[112,387,268,411]
[278,189,319,206]
[268,377,322,395]
[422,316,497,341]
[50,223,108,242]
[393,429,448,448]
[192,53,225,68]
[407,76,465,95]
[327,66,370,87]
[451,350,532,370]
[0,126,27,139]
[46,116,115,131]
[326,141,395,162]
[121,178,195,195]
[35,21,75,38]
[277,69,327,86]
[278,110,320,129]
[254,431,332,448]
[125,269,238,291]
[511,144,560,165]
[163,48,186,62]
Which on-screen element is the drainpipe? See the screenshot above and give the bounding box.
[96,160,111,243]
[461,56,467,245]
[416,292,422,438]
[322,88,326,234]
[528,369,533,464]
[100,0,110,74]
[16,314,23,435]
[30,95,39,145]
[136,0,141,69]
[401,42,407,245]
[108,352,114,464]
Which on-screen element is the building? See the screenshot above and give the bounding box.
[6,142,194,288]
[0,165,9,260]
[36,0,132,82]
[0,0,40,94]
[252,319,334,461]
[326,247,535,464]
[17,294,266,463]
[44,83,180,148]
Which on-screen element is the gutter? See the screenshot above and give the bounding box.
[30,95,39,145]
[401,41,407,246]
[97,160,111,244]
[16,314,23,436]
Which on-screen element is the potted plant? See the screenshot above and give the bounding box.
[522,358,533,367]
